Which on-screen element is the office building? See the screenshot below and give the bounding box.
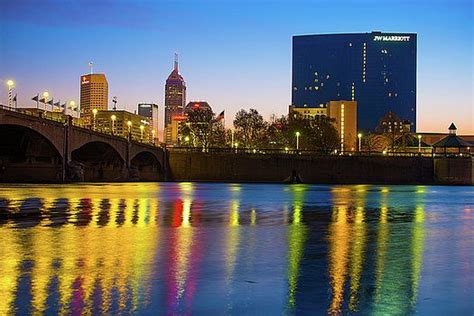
[289,100,357,152]
[289,104,326,120]
[184,101,213,114]
[164,55,186,144]
[94,110,152,142]
[80,73,108,126]
[138,103,159,142]
[327,101,357,152]
[292,31,416,132]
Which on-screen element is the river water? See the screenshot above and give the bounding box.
[0,183,472,315]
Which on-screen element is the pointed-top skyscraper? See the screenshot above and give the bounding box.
[165,53,186,144]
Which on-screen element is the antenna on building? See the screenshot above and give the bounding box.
[88,61,94,74]
[174,53,179,71]
[112,96,117,110]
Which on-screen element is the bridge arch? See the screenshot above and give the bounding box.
[0,124,63,182]
[71,141,126,181]
[130,150,163,181]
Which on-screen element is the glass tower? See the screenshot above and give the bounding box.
[292,32,416,132]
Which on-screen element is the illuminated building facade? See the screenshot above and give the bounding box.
[80,73,108,126]
[165,55,186,144]
[138,103,159,142]
[327,101,357,152]
[289,100,357,151]
[94,110,152,142]
[292,32,416,132]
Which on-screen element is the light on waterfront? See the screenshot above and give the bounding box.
[358,133,362,152]
[295,131,301,151]
[417,134,422,153]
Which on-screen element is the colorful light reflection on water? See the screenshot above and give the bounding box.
[0,183,472,314]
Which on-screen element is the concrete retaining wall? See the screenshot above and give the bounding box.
[434,157,473,185]
[168,152,437,184]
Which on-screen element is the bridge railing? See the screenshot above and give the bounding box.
[1,104,161,147]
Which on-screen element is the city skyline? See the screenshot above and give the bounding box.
[0,0,472,134]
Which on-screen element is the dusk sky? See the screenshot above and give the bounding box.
[1,0,472,134]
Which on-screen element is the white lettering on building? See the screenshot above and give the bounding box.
[373,35,410,42]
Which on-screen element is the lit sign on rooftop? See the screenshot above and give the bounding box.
[373,35,410,42]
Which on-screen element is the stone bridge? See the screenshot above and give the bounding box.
[0,107,166,182]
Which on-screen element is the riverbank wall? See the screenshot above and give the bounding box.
[167,152,473,185]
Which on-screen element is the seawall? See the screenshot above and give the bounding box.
[168,152,435,184]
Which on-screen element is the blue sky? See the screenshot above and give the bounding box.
[0,0,472,133]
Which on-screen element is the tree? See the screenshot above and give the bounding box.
[284,116,339,152]
[233,108,268,148]
[179,108,225,148]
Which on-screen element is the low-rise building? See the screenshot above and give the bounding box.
[94,110,152,142]
[289,100,358,152]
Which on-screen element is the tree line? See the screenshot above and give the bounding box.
[178,107,340,152]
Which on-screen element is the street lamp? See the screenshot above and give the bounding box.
[295,131,301,151]
[358,133,362,152]
[417,134,422,153]
[92,108,98,130]
[140,124,144,141]
[6,80,15,108]
[110,114,116,135]
[127,120,132,140]
[42,91,49,111]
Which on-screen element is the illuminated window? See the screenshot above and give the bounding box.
[315,86,319,90]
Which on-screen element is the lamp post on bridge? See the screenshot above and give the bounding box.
[140,125,144,142]
[92,108,98,130]
[42,91,49,111]
[6,80,15,108]
[110,115,116,135]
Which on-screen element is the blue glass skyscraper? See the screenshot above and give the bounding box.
[292,32,417,132]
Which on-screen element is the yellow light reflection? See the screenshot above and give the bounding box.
[328,205,351,314]
[349,185,367,312]
[287,185,307,309]
[0,191,159,315]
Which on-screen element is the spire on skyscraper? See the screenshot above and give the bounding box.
[174,53,179,71]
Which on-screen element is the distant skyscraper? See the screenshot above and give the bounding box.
[138,103,159,142]
[80,73,108,125]
[165,54,186,144]
[292,32,416,132]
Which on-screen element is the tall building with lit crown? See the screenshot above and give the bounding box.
[164,54,186,144]
[80,73,108,125]
[292,32,416,132]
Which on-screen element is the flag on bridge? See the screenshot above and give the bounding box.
[39,98,46,103]
[60,102,66,108]
[54,101,60,107]
[47,99,54,106]
[12,94,17,102]
[216,110,224,121]
[32,95,39,102]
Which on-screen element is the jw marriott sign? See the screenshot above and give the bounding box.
[373,35,410,42]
